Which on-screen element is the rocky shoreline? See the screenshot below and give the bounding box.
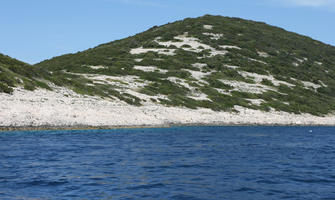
[1,122,334,132]
[1,87,334,132]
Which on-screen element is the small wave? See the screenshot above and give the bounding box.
[89,177,104,181]
[104,162,115,166]
[170,194,203,200]
[143,165,173,170]
[175,164,209,169]
[82,182,103,186]
[256,179,280,184]
[290,177,335,184]
[127,183,165,190]
[177,164,196,168]
[308,165,328,170]
[234,187,257,192]
[21,179,68,187]
[0,175,18,181]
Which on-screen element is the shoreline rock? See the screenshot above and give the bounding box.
[1,87,334,131]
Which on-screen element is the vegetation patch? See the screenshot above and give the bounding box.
[1,15,335,116]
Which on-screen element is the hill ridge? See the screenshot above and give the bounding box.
[1,15,335,117]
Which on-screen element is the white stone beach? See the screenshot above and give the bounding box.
[1,86,334,130]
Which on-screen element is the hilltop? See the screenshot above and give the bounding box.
[1,15,335,128]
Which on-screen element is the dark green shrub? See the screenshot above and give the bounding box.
[261,78,274,86]
[0,82,13,94]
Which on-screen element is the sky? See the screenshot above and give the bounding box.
[1,0,335,64]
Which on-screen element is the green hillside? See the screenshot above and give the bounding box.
[5,15,335,115]
[0,53,50,93]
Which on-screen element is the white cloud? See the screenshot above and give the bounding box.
[279,0,335,8]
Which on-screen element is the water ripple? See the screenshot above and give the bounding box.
[21,179,68,187]
[127,183,165,190]
[1,126,335,199]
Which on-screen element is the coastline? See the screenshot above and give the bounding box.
[1,122,334,132]
[1,87,335,132]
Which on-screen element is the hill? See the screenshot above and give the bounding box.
[32,15,335,116]
[0,53,50,93]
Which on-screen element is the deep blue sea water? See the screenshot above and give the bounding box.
[1,126,335,200]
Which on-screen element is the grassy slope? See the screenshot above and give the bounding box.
[0,53,51,93]
[9,15,335,115]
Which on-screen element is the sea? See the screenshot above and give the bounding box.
[0,126,335,200]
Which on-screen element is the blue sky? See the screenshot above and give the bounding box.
[1,0,335,64]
